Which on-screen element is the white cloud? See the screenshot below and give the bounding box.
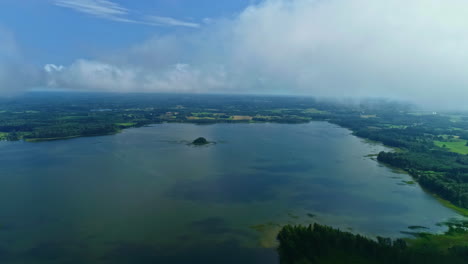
[0,27,43,95]
[54,0,134,23]
[45,60,227,93]
[41,0,468,107]
[144,16,199,28]
[54,0,199,27]
[202,18,213,25]
[44,64,64,72]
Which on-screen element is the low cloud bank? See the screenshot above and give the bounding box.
[6,0,468,108]
[0,27,43,95]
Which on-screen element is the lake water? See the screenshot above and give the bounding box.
[0,122,462,264]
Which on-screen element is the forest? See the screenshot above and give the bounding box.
[277,223,468,264]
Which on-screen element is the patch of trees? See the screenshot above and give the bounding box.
[192,137,209,145]
[326,107,468,209]
[23,123,120,139]
[378,151,468,208]
[277,223,468,264]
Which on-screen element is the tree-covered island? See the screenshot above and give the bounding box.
[192,137,209,145]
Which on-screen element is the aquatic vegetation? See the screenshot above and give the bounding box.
[287,213,299,219]
[408,225,429,230]
[403,180,416,185]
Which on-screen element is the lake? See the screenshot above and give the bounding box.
[0,122,461,263]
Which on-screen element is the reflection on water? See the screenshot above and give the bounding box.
[0,122,462,264]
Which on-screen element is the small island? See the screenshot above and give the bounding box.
[192,137,210,145]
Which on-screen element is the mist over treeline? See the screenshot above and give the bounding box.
[0,91,419,114]
[2,0,468,109]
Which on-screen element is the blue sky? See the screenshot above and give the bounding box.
[1,0,468,108]
[0,0,258,65]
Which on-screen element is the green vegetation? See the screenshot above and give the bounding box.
[408,220,468,253]
[192,137,209,145]
[277,223,468,264]
[302,108,326,114]
[332,110,468,209]
[287,213,300,219]
[434,140,468,154]
[407,225,428,230]
[0,132,7,140]
[434,196,468,217]
[0,93,330,142]
[402,180,416,185]
[115,122,137,128]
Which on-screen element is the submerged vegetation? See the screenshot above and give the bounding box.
[277,223,468,264]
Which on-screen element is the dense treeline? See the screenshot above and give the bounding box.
[0,93,333,141]
[377,151,468,207]
[277,224,468,264]
[327,108,468,209]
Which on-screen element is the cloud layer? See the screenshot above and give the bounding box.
[6,0,468,107]
[55,0,199,27]
[0,27,43,95]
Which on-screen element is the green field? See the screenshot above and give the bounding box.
[384,124,407,129]
[435,196,468,217]
[302,108,326,114]
[434,140,468,154]
[116,122,136,127]
[24,135,80,142]
[408,225,468,256]
[186,116,216,120]
[58,115,87,120]
[190,112,213,116]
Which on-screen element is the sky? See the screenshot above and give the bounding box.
[1,0,468,108]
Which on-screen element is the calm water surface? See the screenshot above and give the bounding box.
[0,122,462,263]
